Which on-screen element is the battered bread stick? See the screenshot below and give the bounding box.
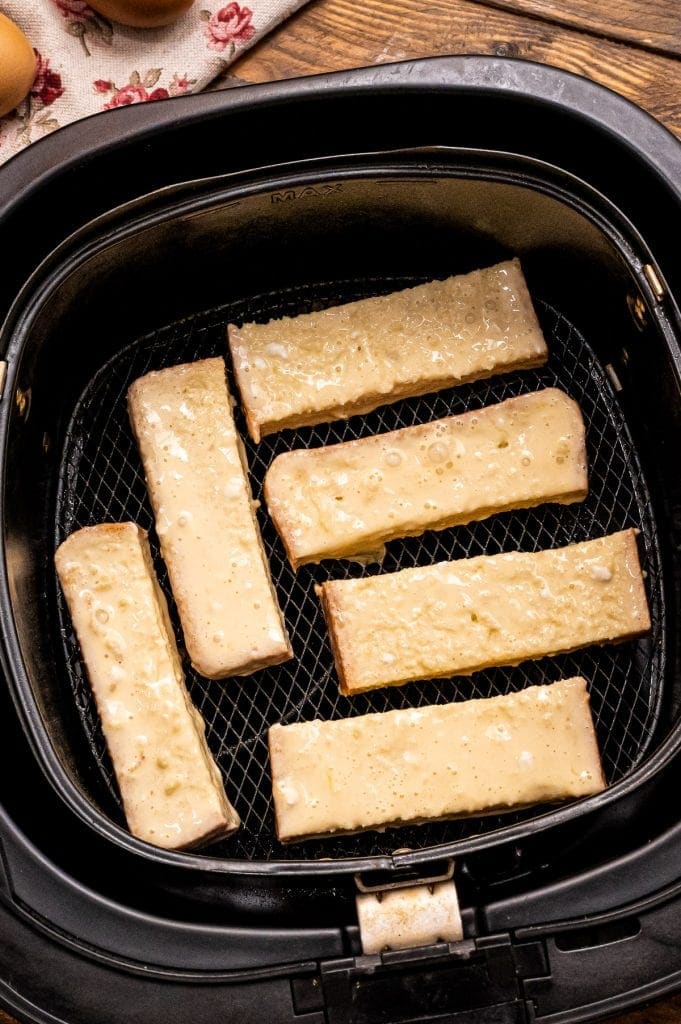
[269,677,605,841]
[55,523,240,850]
[265,388,587,568]
[228,259,548,441]
[318,530,650,694]
[128,357,291,679]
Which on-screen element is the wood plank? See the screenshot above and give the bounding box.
[230,0,681,139]
[614,997,681,1023]
[470,0,681,57]
[1,997,681,1024]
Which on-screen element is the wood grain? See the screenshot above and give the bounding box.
[230,0,681,138]
[471,0,681,57]
[1,994,681,1024]
[2,991,681,1022]
[613,997,681,1024]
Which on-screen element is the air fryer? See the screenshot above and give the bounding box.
[1,57,681,1024]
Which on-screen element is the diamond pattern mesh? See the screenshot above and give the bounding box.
[54,278,664,863]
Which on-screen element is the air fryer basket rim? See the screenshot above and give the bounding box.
[3,141,673,336]
[0,146,678,878]
[2,56,681,298]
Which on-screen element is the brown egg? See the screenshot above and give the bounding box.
[87,0,196,28]
[0,13,36,119]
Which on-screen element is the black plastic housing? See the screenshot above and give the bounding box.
[1,56,681,1024]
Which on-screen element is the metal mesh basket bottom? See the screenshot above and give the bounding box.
[55,277,664,862]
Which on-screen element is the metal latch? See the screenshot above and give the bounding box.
[643,263,665,302]
[355,859,463,954]
[317,932,547,1024]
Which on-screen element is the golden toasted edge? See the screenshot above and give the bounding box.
[193,641,293,681]
[263,468,302,571]
[247,348,550,439]
[178,817,239,851]
[284,489,590,571]
[569,677,608,793]
[127,371,153,440]
[316,582,354,697]
[127,358,292,679]
[128,356,224,405]
[338,621,653,697]
[557,389,589,499]
[55,521,141,564]
[275,791,605,844]
[620,528,652,633]
[55,520,241,848]
[226,324,262,443]
[269,677,607,843]
[508,257,549,358]
[268,725,284,842]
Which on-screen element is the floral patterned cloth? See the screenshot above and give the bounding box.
[0,0,309,164]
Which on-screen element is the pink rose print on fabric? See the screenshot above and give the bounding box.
[51,0,113,56]
[201,4,256,53]
[53,0,94,20]
[168,73,197,97]
[14,51,65,146]
[96,70,186,110]
[105,84,169,108]
[32,53,65,107]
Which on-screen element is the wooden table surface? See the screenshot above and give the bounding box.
[3,1,681,1022]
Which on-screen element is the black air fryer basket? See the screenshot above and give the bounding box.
[2,57,681,1024]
